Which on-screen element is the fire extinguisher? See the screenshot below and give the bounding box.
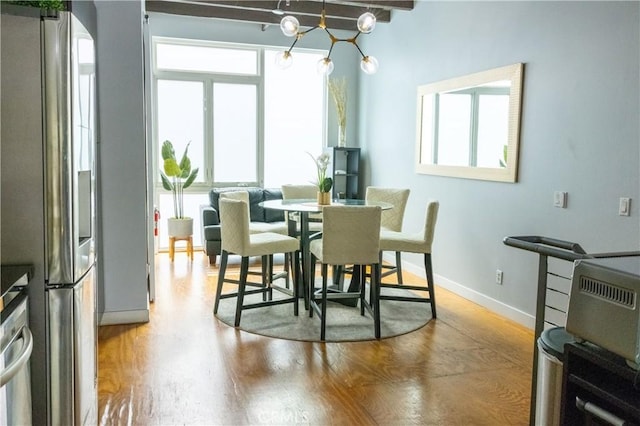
[154,207,160,236]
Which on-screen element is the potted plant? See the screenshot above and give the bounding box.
[160,140,199,237]
[308,152,333,205]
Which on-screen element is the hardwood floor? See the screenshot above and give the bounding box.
[98,251,534,425]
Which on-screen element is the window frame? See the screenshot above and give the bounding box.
[433,86,510,167]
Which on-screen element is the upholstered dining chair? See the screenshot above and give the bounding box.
[213,198,300,326]
[309,205,382,340]
[378,200,439,318]
[365,187,410,283]
[219,189,250,218]
[218,190,292,289]
[281,184,324,235]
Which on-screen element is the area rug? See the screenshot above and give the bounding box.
[214,287,433,342]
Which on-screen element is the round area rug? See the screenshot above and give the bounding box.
[214,287,433,342]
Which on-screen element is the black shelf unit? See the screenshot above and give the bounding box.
[328,147,360,200]
[561,342,640,424]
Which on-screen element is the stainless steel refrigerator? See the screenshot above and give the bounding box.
[1,5,98,425]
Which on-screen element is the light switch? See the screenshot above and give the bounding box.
[553,191,567,208]
[619,197,631,216]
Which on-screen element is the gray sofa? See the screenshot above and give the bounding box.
[200,187,287,265]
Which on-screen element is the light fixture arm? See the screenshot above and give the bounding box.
[276,0,378,75]
[285,25,320,53]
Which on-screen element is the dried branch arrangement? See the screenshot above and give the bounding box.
[328,77,347,130]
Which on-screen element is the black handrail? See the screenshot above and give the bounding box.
[503,235,589,261]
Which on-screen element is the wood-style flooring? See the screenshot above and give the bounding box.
[98,251,534,425]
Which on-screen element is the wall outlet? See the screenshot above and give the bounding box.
[553,191,567,208]
[619,197,631,216]
[496,269,503,285]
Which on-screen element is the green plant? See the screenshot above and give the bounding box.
[307,152,333,192]
[8,0,65,10]
[499,145,508,168]
[160,140,199,219]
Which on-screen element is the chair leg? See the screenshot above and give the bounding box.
[372,263,381,339]
[395,251,403,284]
[309,254,316,318]
[359,265,367,316]
[321,263,328,341]
[234,257,250,327]
[213,251,229,314]
[425,253,437,319]
[292,252,298,317]
[261,255,268,301]
[295,250,307,311]
[267,254,274,301]
[284,252,291,290]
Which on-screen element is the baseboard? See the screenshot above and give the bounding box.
[433,274,535,329]
[99,309,150,326]
[384,253,535,330]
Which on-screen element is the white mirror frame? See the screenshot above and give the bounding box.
[415,63,524,182]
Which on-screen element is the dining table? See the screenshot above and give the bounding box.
[259,198,393,309]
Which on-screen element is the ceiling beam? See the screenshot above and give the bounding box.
[326,0,414,11]
[187,0,391,21]
[145,0,393,31]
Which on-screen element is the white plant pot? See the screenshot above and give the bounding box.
[167,217,193,238]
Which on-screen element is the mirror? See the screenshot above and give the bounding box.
[415,63,524,182]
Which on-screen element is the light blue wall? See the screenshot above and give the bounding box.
[96,0,149,323]
[359,1,640,325]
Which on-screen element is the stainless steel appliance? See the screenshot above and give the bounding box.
[1,266,34,425]
[566,256,640,369]
[1,5,98,425]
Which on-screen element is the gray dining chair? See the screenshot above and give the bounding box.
[214,198,300,326]
[378,200,439,318]
[309,205,382,340]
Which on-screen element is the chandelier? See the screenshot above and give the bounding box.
[275,0,378,75]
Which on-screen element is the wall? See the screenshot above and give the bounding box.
[359,1,640,326]
[95,0,149,324]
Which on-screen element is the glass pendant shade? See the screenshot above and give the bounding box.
[316,57,334,75]
[357,12,376,33]
[275,51,293,69]
[360,55,379,74]
[280,16,299,37]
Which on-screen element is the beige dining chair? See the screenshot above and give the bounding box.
[309,205,382,340]
[281,184,324,235]
[365,187,410,283]
[378,200,439,318]
[219,190,288,235]
[214,198,300,326]
[219,190,293,287]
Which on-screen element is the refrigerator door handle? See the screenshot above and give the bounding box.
[0,326,33,387]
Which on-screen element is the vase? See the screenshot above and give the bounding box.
[167,217,194,238]
[338,124,346,147]
[317,191,331,205]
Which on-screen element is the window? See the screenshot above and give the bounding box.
[263,49,326,187]
[434,86,510,168]
[152,38,327,248]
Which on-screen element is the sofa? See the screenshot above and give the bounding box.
[200,187,287,265]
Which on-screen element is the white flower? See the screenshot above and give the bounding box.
[307,152,333,192]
